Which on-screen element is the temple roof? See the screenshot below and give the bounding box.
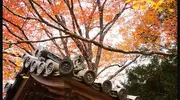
[3,50,141,100]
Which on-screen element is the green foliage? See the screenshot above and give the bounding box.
[122,56,177,100]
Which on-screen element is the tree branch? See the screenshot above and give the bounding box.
[3,24,24,41]
[43,27,66,57]
[91,3,128,40]
[5,20,173,57]
[62,0,93,69]
[46,0,70,57]
[108,55,140,80]
[3,5,39,21]
[14,44,32,55]
[3,59,18,67]
[59,31,70,56]
[102,0,108,9]
[65,31,176,56]
[97,61,127,77]
[103,3,128,36]
[24,0,176,57]
[86,2,97,60]
[77,0,86,28]
[95,0,104,71]
[3,36,70,44]
[3,17,35,50]
[64,0,83,36]
[29,0,67,33]
[31,0,68,30]
[3,51,21,58]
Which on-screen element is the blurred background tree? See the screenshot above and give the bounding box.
[122,53,177,100]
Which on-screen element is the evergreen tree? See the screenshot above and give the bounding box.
[122,55,177,100]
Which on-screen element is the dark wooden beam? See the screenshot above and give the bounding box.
[30,73,113,100]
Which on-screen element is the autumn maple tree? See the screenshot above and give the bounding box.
[3,0,177,86]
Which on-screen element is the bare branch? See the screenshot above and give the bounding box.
[77,0,86,27]
[29,0,67,33]
[3,24,24,41]
[47,0,55,5]
[84,2,98,63]
[65,31,176,56]
[43,28,66,57]
[103,3,128,35]
[3,17,35,50]
[3,51,21,58]
[71,0,89,54]
[3,36,70,44]
[108,55,140,80]
[3,42,32,55]
[3,5,39,21]
[3,59,18,67]
[19,0,175,57]
[59,31,70,56]
[102,0,108,8]
[94,0,104,70]
[62,0,94,69]
[91,31,101,40]
[97,61,127,77]
[91,3,128,40]
[45,0,70,56]
[63,0,83,36]
[87,1,97,30]
[31,0,68,30]
[14,44,32,55]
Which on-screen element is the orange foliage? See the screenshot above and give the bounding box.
[3,0,177,85]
